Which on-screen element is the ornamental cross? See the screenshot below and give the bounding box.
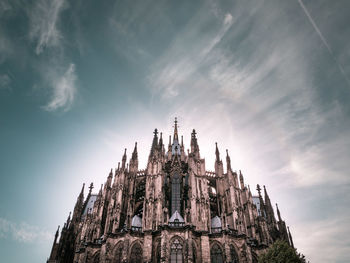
[89,182,94,194]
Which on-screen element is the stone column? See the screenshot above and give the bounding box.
[143,232,153,262]
[200,234,210,263]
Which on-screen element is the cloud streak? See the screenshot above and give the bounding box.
[297,0,350,86]
[0,218,52,243]
[29,0,67,54]
[43,63,77,112]
[0,74,11,91]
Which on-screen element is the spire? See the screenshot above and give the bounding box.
[55,225,60,239]
[257,184,265,218]
[173,117,179,141]
[130,142,139,172]
[226,149,231,171]
[122,148,127,169]
[88,182,94,195]
[159,133,163,147]
[276,203,282,221]
[132,142,138,160]
[215,142,220,162]
[288,226,294,248]
[256,184,262,197]
[264,185,276,224]
[76,183,85,204]
[239,170,245,189]
[99,184,103,196]
[151,128,159,152]
[66,211,71,226]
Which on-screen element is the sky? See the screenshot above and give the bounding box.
[0,0,349,262]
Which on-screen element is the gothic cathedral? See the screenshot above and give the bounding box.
[48,119,294,263]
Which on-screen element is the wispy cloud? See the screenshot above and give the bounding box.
[293,216,350,263]
[43,63,77,112]
[0,74,11,91]
[297,0,350,86]
[148,9,234,99]
[29,0,67,54]
[0,218,52,243]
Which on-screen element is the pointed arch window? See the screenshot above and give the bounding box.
[170,238,183,263]
[230,245,239,263]
[171,173,181,215]
[130,243,143,263]
[155,243,161,263]
[93,253,100,263]
[192,243,197,263]
[114,242,123,263]
[211,243,223,263]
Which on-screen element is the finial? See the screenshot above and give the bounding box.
[80,183,85,195]
[132,142,138,159]
[191,129,197,139]
[123,148,127,155]
[173,118,179,141]
[153,128,158,136]
[118,162,120,170]
[88,182,94,194]
[257,184,262,196]
[181,135,183,146]
[215,142,220,161]
[276,203,282,221]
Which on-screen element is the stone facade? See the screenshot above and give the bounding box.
[48,119,294,263]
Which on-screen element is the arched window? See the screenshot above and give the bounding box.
[155,243,161,263]
[130,243,143,263]
[230,245,239,263]
[211,243,223,263]
[114,242,123,263]
[93,253,100,263]
[192,243,197,263]
[170,238,183,263]
[171,173,181,215]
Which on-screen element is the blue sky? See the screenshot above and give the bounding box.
[0,0,350,262]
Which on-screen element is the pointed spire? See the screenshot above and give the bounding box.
[79,183,85,197]
[276,203,282,221]
[159,133,163,147]
[226,149,231,171]
[151,128,159,152]
[121,148,127,169]
[215,142,220,162]
[88,182,94,195]
[288,226,294,248]
[55,225,60,241]
[132,142,138,160]
[257,184,262,197]
[66,211,71,226]
[173,117,179,141]
[239,170,245,189]
[181,135,184,147]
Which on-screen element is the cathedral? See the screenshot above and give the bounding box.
[48,119,294,263]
